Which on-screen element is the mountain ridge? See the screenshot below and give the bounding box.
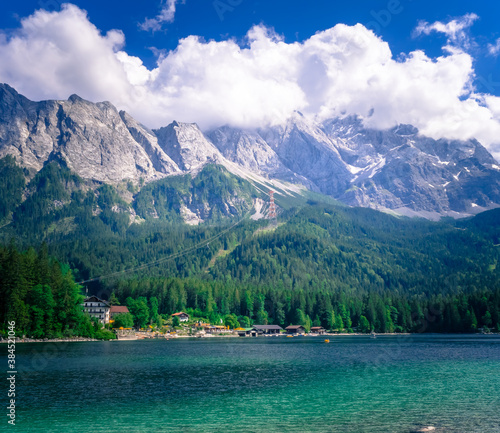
[1,83,500,219]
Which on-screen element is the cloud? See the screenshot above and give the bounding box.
[414,13,479,52]
[0,4,137,105]
[488,38,500,56]
[1,5,500,160]
[140,0,182,32]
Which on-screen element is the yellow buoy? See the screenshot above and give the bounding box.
[324,339,330,343]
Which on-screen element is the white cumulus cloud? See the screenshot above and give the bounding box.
[1,5,500,160]
[0,4,137,107]
[414,13,479,52]
[140,0,183,32]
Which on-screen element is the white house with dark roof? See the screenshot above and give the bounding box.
[83,296,110,324]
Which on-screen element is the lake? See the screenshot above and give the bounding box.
[4,334,500,432]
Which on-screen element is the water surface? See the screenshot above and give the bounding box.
[4,334,500,432]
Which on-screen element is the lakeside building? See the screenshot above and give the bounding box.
[196,321,211,328]
[110,306,130,319]
[205,325,229,334]
[172,312,190,322]
[252,325,283,335]
[285,325,306,335]
[310,327,326,335]
[82,296,110,324]
[237,328,258,337]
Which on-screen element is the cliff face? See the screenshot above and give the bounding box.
[0,84,168,183]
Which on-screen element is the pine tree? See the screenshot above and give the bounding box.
[109,292,120,305]
[358,315,371,333]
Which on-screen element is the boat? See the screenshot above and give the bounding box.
[324,339,330,343]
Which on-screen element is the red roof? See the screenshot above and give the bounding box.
[110,306,130,314]
[172,312,189,317]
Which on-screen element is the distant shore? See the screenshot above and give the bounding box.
[2,331,498,344]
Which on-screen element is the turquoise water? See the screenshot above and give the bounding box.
[3,335,500,432]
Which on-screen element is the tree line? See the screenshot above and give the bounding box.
[110,275,500,333]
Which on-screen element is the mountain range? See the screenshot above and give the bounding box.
[1,82,500,221]
[1,83,500,336]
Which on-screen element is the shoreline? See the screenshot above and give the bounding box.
[0,337,101,344]
[1,331,498,344]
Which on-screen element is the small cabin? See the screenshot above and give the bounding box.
[171,312,190,322]
[310,326,326,335]
[285,325,306,335]
[252,325,283,335]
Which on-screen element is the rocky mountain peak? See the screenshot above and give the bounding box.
[154,121,223,172]
[0,89,162,182]
[392,124,419,136]
[68,94,84,103]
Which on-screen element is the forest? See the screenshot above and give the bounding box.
[1,234,499,337]
[0,243,115,339]
[1,157,500,337]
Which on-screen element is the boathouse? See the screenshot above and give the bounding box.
[310,326,326,335]
[237,328,258,337]
[252,325,283,335]
[285,325,306,335]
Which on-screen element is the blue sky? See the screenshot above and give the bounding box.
[1,1,500,156]
[2,0,499,76]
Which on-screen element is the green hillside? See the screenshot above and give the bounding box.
[1,156,499,336]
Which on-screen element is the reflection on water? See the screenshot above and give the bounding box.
[5,334,500,432]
